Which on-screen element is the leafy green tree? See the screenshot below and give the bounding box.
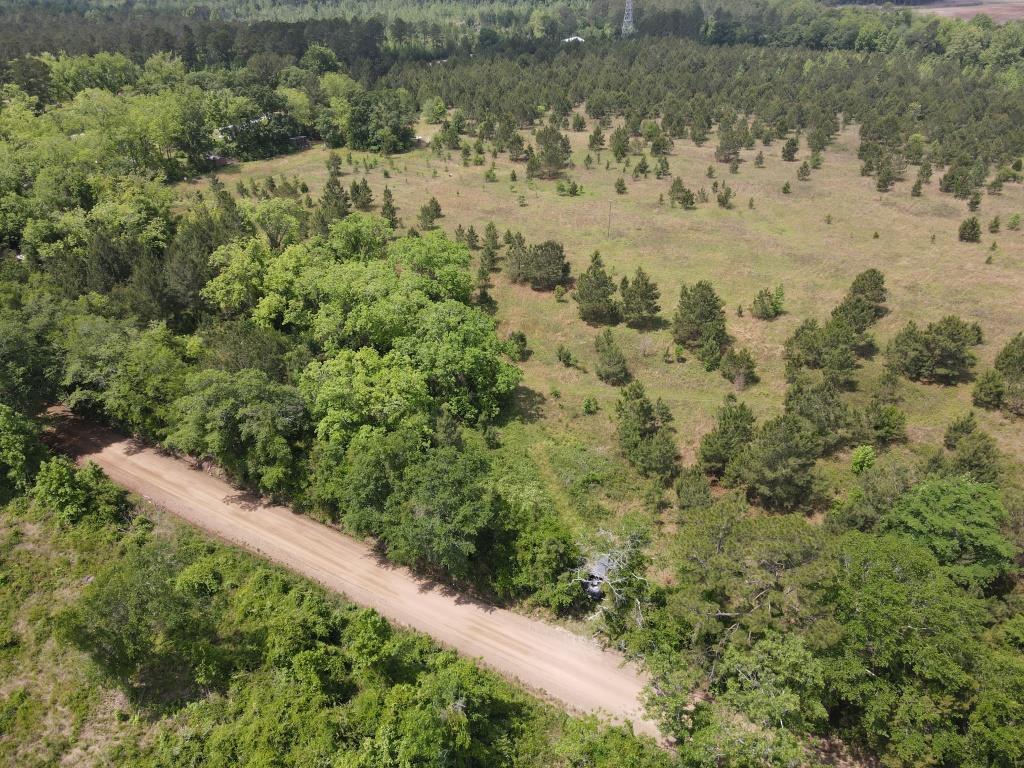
[0,404,44,499]
[724,413,820,510]
[393,301,522,422]
[620,267,661,327]
[56,538,221,701]
[812,532,987,766]
[166,368,309,495]
[881,477,1014,592]
[574,252,619,324]
[380,443,495,578]
[595,329,630,385]
[698,395,755,477]
[717,633,827,732]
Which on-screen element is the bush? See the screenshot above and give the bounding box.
[851,445,876,475]
[675,465,712,511]
[720,348,759,388]
[33,458,130,528]
[506,331,529,361]
[751,285,784,320]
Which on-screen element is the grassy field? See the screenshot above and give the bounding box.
[180,117,1024,549]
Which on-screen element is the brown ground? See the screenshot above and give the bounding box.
[50,411,661,742]
[916,0,1024,21]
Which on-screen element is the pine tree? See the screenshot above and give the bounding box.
[350,178,373,210]
[484,221,499,250]
[381,186,398,228]
[620,267,661,327]
[673,281,729,353]
[465,225,480,249]
[781,137,798,161]
[959,217,982,243]
[574,252,619,324]
[311,153,350,234]
[595,329,631,385]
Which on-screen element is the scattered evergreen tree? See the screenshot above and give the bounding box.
[620,268,661,328]
[381,186,399,228]
[781,137,799,161]
[615,381,676,478]
[672,281,729,357]
[595,330,631,385]
[972,369,1006,409]
[574,252,620,324]
[887,316,982,383]
[311,153,350,234]
[699,395,756,477]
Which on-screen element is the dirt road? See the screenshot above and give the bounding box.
[53,415,660,741]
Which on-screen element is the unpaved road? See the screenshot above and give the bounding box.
[53,415,660,740]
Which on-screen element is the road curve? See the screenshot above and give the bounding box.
[52,413,661,741]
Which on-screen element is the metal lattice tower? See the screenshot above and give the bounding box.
[621,0,635,36]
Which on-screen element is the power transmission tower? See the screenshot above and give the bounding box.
[621,0,635,36]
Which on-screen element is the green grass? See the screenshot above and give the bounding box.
[184,116,1024,543]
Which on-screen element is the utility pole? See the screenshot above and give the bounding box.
[607,200,612,237]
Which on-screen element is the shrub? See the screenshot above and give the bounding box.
[751,285,784,320]
[720,348,759,389]
[851,445,876,475]
[675,465,712,511]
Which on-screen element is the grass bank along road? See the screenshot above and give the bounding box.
[53,413,660,741]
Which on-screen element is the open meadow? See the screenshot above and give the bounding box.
[181,117,1024,547]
